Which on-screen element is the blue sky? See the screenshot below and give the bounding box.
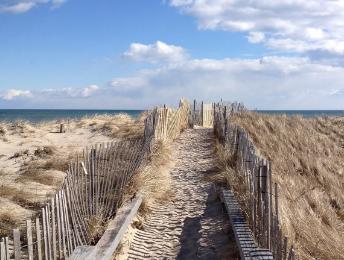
[0,0,344,109]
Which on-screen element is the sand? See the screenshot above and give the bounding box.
[0,114,142,236]
[118,128,240,259]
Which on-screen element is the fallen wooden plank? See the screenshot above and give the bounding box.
[221,189,274,260]
[69,195,143,260]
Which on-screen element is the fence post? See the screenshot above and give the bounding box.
[261,163,269,248]
[201,101,204,127]
[192,100,196,127]
[27,219,34,260]
[13,229,21,260]
[0,240,5,260]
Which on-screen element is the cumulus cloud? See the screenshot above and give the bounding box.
[2,56,344,109]
[110,77,148,92]
[1,89,33,100]
[81,85,99,97]
[100,56,344,109]
[0,0,67,13]
[248,32,265,44]
[122,41,188,63]
[170,0,344,57]
[0,2,37,13]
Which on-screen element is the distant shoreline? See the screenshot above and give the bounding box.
[0,109,343,122]
[0,109,143,123]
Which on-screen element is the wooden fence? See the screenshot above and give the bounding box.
[0,100,190,260]
[191,100,214,128]
[213,102,297,260]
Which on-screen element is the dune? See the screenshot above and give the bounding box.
[0,113,145,237]
[216,111,344,259]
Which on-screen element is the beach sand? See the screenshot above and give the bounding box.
[0,114,144,236]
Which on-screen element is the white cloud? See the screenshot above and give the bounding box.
[1,2,37,14]
[170,0,344,56]
[248,32,265,44]
[122,41,187,63]
[100,56,344,109]
[1,89,33,100]
[2,56,344,109]
[51,0,66,8]
[81,85,99,97]
[110,77,148,92]
[0,0,67,14]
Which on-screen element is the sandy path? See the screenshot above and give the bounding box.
[126,128,239,259]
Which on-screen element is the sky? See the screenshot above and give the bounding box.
[0,0,344,109]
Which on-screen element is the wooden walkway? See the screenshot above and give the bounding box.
[126,128,240,259]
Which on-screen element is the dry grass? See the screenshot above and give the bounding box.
[114,140,174,259]
[86,214,107,245]
[0,213,17,237]
[9,121,36,134]
[129,140,174,214]
[214,142,252,221]
[0,186,43,210]
[79,113,145,139]
[218,111,344,259]
[17,155,69,186]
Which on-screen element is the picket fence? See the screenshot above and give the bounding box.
[0,100,190,260]
[213,102,297,260]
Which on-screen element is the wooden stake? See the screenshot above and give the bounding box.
[26,219,34,260]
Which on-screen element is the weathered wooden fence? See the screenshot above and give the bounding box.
[191,100,214,128]
[0,100,190,260]
[213,102,297,260]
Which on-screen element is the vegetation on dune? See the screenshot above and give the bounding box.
[129,140,174,214]
[79,113,145,139]
[0,113,144,237]
[217,111,344,259]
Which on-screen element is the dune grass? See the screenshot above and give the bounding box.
[79,113,145,139]
[216,111,344,259]
[129,140,174,213]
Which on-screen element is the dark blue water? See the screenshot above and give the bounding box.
[257,110,344,118]
[0,109,144,123]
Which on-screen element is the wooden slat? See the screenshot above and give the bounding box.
[62,190,73,255]
[0,240,5,260]
[36,218,43,260]
[58,191,67,258]
[26,219,34,260]
[51,199,57,260]
[46,204,53,260]
[55,194,62,259]
[42,208,49,259]
[4,237,9,260]
[13,229,21,260]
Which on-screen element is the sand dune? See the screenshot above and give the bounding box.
[0,114,144,237]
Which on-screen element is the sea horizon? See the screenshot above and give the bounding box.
[0,108,343,123]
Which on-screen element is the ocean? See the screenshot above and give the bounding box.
[0,109,343,123]
[0,109,143,123]
[256,110,344,118]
